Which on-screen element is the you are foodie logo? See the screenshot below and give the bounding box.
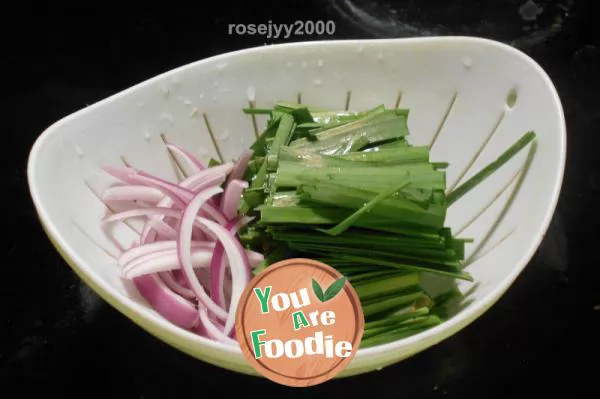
[235,258,364,386]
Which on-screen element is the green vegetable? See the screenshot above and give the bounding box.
[447,131,536,206]
[238,100,537,348]
[316,178,412,236]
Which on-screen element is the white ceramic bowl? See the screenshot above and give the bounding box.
[27,36,565,377]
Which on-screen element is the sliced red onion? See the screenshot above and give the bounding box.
[220,179,249,221]
[139,164,233,238]
[194,267,212,294]
[184,163,234,190]
[102,165,139,184]
[172,269,189,289]
[199,202,228,226]
[122,246,260,278]
[137,191,227,239]
[182,163,233,210]
[231,215,255,232]
[103,207,181,225]
[102,185,164,203]
[102,207,211,242]
[122,245,261,277]
[106,206,222,241]
[118,240,199,267]
[210,216,254,309]
[141,227,158,245]
[103,206,179,238]
[148,219,177,239]
[223,270,233,310]
[192,217,251,336]
[192,321,207,338]
[126,179,189,211]
[102,158,257,344]
[188,173,227,195]
[159,271,195,299]
[133,274,198,329]
[227,149,253,183]
[214,257,228,309]
[104,164,232,207]
[165,144,206,173]
[198,308,238,346]
[122,247,214,278]
[191,228,205,241]
[177,186,229,321]
[248,251,264,268]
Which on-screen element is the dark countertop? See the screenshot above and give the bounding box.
[2,1,599,397]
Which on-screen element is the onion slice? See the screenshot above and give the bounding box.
[210,216,254,309]
[123,248,213,278]
[128,172,193,208]
[165,144,206,173]
[177,186,229,321]
[118,240,215,267]
[102,185,164,203]
[220,180,249,220]
[133,274,198,329]
[159,271,195,299]
[192,217,251,336]
[121,247,263,278]
[137,164,234,239]
[102,165,139,184]
[227,149,253,183]
[101,158,257,343]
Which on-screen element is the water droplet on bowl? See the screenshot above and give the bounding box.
[199,93,204,100]
[246,86,256,102]
[137,102,145,108]
[301,61,308,69]
[463,57,473,69]
[184,99,192,106]
[198,147,209,156]
[377,52,384,61]
[75,145,84,158]
[213,81,219,88]
[171,77,181,86]
[358,44,364,54]
[314,79,322,86]
[160,86,170,98]
[212,96,218,102]
[216,63,228,71]
[144,131,151,141]
[317,59,324,67]
[286,61,293,68]
[219,130,230,141]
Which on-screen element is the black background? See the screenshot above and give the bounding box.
[2,0,600,397]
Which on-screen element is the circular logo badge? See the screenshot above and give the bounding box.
[235,258,364,387]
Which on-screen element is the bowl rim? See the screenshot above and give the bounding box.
[27,35,566,368]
